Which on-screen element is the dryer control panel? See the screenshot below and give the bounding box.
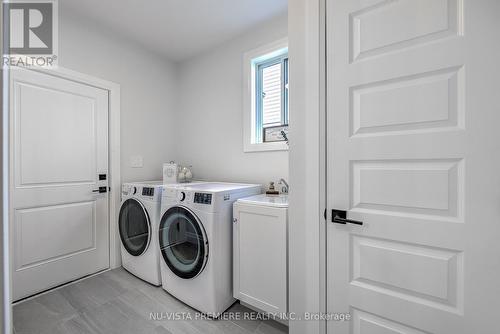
[122,183,162,202]
[142,187,155,197]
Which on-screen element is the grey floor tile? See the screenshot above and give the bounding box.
[58,274,123,313]
[116,288,186,321]
[136,285,189,314]
[156,319,203,334]
[60,315,99,334]
[81,299,158,334]
[174,303,255,334]
[13,268,288,334]
[13,295,76,334]
[39,314,98,334]
[154,326,173,334]
[32,290,78,319]
[188,318,253,334]
[99,267,148,292]
[255,320,288,334]
[225,303,262,332]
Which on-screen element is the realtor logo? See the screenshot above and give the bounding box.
[2,0,58,67]
[6,2,53,54]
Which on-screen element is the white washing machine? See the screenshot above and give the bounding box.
[159,182,261,316]
[119,181,164,286]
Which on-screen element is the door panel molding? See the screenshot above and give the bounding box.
[14,200,97,270]
[351,235,464,313]
[350,66,465,137]
[351,309,431,334]
[350,0,465,62]
[351,159,464,221]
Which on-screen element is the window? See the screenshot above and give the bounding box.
[243,38,289,152]
[255,54,289,143]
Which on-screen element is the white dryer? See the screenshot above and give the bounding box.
[159,182,261,316]
[119,181,164,286]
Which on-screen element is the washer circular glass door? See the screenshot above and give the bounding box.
[119,198,151,256]
[159,206,208,279]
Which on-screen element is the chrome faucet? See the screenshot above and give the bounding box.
[278,178,289,194]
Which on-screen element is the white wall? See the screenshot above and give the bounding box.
[175,13,289,186]
[59,7,287,187]
[59,7,178,183]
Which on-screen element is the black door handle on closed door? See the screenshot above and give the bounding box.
[92,186,107,193]
[331,210,363,226]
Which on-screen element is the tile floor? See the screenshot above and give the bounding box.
[13,268,288,334]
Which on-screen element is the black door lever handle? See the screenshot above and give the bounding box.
[332,210,363,226]
[92,186,107,193]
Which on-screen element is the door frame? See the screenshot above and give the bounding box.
[288,0,326,333]
[1,2,12,333]
[8,66,122,288]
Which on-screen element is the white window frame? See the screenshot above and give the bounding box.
[243,37,289,152]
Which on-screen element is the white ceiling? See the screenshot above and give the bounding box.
[61,0,288,62]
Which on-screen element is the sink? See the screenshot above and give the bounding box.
[236,194,288,208]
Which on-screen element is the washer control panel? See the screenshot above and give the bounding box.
[194,192,212,205]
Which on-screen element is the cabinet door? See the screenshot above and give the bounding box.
[233,203,287,315]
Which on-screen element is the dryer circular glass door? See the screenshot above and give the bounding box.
[159,206,208,279]
[119,198,151,256]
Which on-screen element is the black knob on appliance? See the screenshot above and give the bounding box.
[178,191,186,201]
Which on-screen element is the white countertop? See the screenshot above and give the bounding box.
[237,194,289,208]
[170,182,261,193]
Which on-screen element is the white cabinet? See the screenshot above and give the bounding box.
[233,195,288,316]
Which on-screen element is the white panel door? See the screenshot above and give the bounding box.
[326,1,500,333]
[10,69,109,301]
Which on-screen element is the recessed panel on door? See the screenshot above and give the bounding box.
[17,83,96,187]
[351,67,464,136]
[15,201,96,270]
[352,309,429,334]
[350,0,463,62]
[351,159,463,220]
[351,236,463,311]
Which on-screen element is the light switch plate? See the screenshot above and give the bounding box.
[130,155,143,168]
